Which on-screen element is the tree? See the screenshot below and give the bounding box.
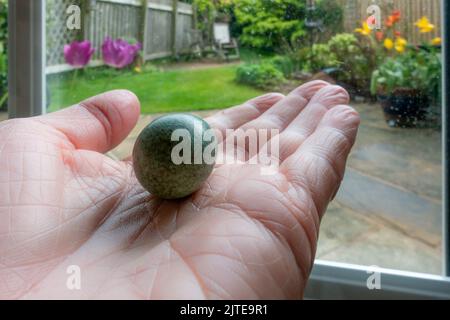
[234,0,306,51]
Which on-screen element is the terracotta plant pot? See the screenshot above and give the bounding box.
[377,89,429,127]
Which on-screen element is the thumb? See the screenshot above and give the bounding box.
[35,90,141,153]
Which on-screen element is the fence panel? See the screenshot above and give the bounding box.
[91,0,142,61]
[337,0,442,43]
[46,0,194,73]
[145,6,173,59]
[176,12,194,53]
[46,0,81,66]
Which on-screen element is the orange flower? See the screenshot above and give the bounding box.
[394,31,402,37]
[391,10,401,23]
[385,11,401,28]
[385,16,394,27]
[375,31,384,42]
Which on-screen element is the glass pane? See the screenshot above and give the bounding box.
[0,0,7,120]
[45,0,443,276]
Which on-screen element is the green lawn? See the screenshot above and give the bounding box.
[48,65,264,114]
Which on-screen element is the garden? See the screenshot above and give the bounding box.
[43,0,442,129]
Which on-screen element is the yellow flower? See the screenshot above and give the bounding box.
[395,37,407,47]
[415,16,435,33]
[355,22,372,36]
[134,66,142,73]
[384,38,394,50]
[394,37,407,53]
[432,37,442,45]
[395,45,406,53]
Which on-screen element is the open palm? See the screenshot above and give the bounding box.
[0,81,359,299]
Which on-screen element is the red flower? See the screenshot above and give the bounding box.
[394,31,402,37]
[375,31,384,42]
[385,10,401,27]
[385,16,394,27]
[392,10,401,23]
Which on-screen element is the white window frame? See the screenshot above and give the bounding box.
[6,0,450,299]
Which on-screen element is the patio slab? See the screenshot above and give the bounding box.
[317,202,442,275]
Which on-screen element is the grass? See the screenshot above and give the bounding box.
[48,64,264,114]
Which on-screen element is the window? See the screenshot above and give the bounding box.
[5,0,450,298]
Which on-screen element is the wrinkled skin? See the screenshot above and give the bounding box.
[0,81,359,299]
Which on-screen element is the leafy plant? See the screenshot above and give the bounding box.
[269,55,295,78]
[236,63,285,89]
[370,50,431,96]
[303,44,338,72]
[233,0,306,51]
[423,49,442,106]
[328,33,374,88]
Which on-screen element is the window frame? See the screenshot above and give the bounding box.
[7,0,46,118]
[6,0,450,299]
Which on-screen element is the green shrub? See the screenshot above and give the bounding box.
[328,33,373,86]
[309,44,338,71]
[269,55,294,78]
[371,48,441,100]
[234,0,306,51]
[297,44,338,73]
[236,63,285,89]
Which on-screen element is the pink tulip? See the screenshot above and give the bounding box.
[64,41,95,68]
[102,37,142,69]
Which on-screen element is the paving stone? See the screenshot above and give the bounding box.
[317,202,378,257]
[318,224,442,275]
[348,121,442,200]
[336,168,441,246]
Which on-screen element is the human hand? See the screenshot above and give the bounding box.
[0,81,359,299]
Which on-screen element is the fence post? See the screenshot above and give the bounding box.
[80,0,91,42]
[192,2,198,30]
[139,0,149,61]
[171,0,178,57]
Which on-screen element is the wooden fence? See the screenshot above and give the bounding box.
[46,0,194,74]
[337,0,442,44]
